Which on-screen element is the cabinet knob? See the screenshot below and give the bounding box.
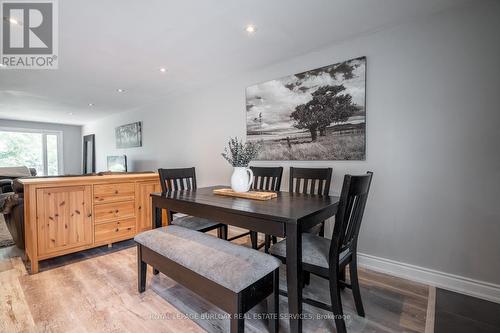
[115,190,119,194]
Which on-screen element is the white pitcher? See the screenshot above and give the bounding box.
[231,167,254,192]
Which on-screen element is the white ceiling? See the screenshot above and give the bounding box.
[0,0,473,125]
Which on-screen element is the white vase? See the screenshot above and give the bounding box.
[231,167,254,192]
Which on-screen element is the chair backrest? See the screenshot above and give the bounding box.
[250,166,283,191]
[158,167,197,192]
[289,167,333,195]
[330,172,373,262]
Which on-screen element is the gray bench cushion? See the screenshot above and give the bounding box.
[269,233,349,269]
[135,225,281,293]
[172,215,219,231]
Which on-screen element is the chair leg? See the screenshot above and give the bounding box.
[330,266,347,333]
[349,256,365,317]
[319,221,325,237]
[222,224,228,240]
[264,235,271,253]
[250,231,258,249]
[217,225,228,240]
[137,245,147,292]
[339,267,346,290]
[265,235,278,253]
[303,271,311,287]
[268,268,280,333]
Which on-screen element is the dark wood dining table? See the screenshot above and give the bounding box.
[151,185,340,333]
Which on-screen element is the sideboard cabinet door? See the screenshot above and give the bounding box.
[135,181,161,232]
[36,185,93,256]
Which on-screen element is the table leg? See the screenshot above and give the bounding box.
[152,205,161,275]
[286,223,302,333]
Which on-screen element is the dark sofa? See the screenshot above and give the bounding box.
[0,168,36,249]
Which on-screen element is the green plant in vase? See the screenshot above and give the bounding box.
[221,137,260,192]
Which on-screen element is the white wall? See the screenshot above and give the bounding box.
[0,119,82,174]
[84,1,500,288]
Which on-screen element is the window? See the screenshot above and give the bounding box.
[0,127,63,176]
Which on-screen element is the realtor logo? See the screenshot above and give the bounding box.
[1,0,58,69]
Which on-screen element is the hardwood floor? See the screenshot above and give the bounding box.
[0,229,430,332]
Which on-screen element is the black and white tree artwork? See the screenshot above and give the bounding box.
[246,57,366,160]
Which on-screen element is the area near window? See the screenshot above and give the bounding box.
[0,127,63,176]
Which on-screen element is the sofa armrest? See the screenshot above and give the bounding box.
[12,179,24,194]
[3,196,25,249]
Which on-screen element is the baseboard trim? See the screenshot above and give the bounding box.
[358,253,500,304]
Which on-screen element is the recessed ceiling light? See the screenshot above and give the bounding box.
[245,24,256,34]
[159,67,167,73]
[68,112,73,115]
[88,103,94,107]
[117,88,125,93]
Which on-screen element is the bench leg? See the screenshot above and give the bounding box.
[268,268,279,333]
[137,245,147,293]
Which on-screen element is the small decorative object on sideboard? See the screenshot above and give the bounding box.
[221,137,260,192]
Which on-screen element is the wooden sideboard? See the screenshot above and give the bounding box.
[19,173,162,273]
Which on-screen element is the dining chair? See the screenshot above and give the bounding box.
[253,167,284,250]
[290,167,333,235]
[158,167,227,238]
[251,166,284,192]
[263,167,333,252]
[269,172,373,333]
[226,166,284,249]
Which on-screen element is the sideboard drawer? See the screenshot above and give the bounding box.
[94,200,135,223]
[94,218,136,243]
[94,183,135,203]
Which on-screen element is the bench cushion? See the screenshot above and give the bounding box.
[269,233,349,269]
[172,215,220,231]
[135,225,281,293]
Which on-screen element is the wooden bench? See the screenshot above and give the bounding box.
[135,225,280,333]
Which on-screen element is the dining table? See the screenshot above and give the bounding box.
[151,185,340,333]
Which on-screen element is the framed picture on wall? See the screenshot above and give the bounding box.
[246,56,366,160]
[115,122,142,148]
